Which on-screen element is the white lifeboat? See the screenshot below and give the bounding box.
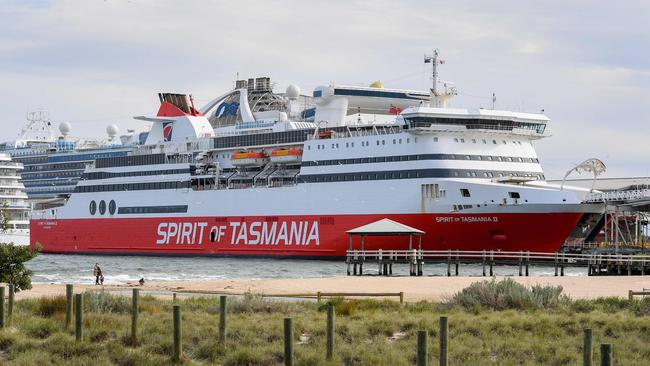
[270,148,303,164]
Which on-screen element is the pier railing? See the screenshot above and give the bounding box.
[345,249,650,276]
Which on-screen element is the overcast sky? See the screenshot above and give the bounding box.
[1,0,648,179]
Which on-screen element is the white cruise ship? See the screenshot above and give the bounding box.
[0,153,29,245]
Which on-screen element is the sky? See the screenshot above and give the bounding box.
[1,0,648,179]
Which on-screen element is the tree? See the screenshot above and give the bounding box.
[0,243,39,291]
[0,202,39,291]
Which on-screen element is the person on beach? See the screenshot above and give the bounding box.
[139,277,145,286]
[93,263,101,285]
[99,270,104,286]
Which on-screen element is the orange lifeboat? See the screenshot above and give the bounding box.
[270,147,303,164]
[230,150,269,167]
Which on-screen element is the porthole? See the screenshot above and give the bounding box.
[109,200,116,215]
[89,201,97,215]
[99,200,106,215]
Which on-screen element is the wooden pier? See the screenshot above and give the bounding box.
[345,249,650,277]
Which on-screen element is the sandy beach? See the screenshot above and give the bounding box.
[11,276,650,302]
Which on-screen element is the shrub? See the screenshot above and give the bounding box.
[83,290,131,314]
[34,296,67,317]
[22,318,59,339]
[447,278,567,310]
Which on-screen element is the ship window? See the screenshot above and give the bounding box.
[453,171,459,177]
[109,200,116,215]
[376,140,380,146]
[466,172,471,177]
[351,142,354,147]
[506,157,512,162]
[345,143,349,148]
[492,140,497,144]
[433,137,438,142]
[392,139,396,144]
[382,140,385,145]
[454,138,459,143]
[89,200,97,215]
[399,139,402,144]
[406,138,410,143]
[99,200,106,215]
[460,188,471,197]
[472,139,476,143]
[460,138,465,143]
[502,140,507,144]
[509,192,521,199]
[465,155,470,160]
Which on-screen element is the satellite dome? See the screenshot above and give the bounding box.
[59,121,72,136]
[285,84,301,100]
[369,80,384,89]
[106,124,119,137]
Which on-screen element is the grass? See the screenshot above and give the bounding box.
[0,282,649,365]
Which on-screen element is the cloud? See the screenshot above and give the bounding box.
[0,0,648,179]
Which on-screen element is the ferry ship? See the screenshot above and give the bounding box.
[30,52,603,257]
[0,153,29,245]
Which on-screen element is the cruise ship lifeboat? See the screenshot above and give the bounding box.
[230,150,269,167]
[270,148,303,164]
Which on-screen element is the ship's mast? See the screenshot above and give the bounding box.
[424,49,456,108]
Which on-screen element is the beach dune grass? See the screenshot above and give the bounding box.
[0,281,649,365]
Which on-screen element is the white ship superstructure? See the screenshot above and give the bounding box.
[0,153,29,245]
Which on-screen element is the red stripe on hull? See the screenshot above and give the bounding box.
[30,213,582,257]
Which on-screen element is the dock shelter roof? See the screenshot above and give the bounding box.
[346,218,425,236]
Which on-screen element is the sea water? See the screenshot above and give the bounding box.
[26,253,587,285]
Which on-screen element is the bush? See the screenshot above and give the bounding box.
[35,296,67,317]
[83,290,131,314]
[22,318,59,339]
[447,278,567,310]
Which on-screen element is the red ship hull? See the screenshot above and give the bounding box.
[31,212,583,257]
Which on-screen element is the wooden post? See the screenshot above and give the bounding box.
[482,250,486,276]
[7,284,13,326]
[439,316,448,366]
[173,304,182,363]
[0,286,4,329]
[172,292,177,303]
[65,284,73,329]
[75,293,83,342]
[326,303,335,360]
[219,295,227,346]
[417,330,428,366]
[317,291,322,303]
[599,344,612,366]
[284,318,293,366]
[131,288,139,346]
[583,328,592,366]
[399,292,404,305]
[628,290,634,302]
